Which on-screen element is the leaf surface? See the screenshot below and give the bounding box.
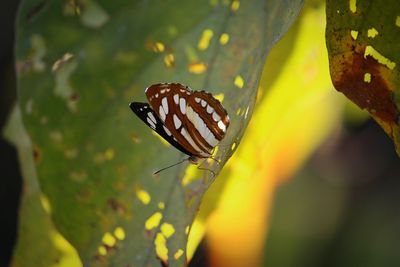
[14,0,303,266]
[326,0,400,154]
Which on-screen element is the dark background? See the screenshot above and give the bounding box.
[1,1,22,267]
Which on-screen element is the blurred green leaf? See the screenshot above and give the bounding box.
[326,0,400,155]
[4,106,80,267]
[14,0,302,266]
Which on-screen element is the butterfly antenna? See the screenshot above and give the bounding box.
[153,157,191,175]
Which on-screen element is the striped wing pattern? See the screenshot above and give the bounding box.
[138,83,229,159]
[129,102,193,156]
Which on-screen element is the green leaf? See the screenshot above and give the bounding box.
[4,106,81,267]
[326,0,400,155]
[14,0,303,266]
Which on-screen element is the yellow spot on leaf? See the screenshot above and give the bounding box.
[40,194,51,213]
[167,25,178,36]
[64,148,79,159]
[181,164,199,186]
[114,227,126,240]
[155,233,168,262]
[364,45,396,70]
[364,73,371,83]
[219,33,230,45]
[188,62,207,74]
[153,42,165,53]
[164,53,175,68]
[231,142,237,150]
[158,202,165,209]
[69,170,87,182]
[234,75,244,88]
[396,16,400,27]
[198,29,214,51]
[349,0,357,13]
[104,148,114,160]
[129,133,141,144]
[350,30,358,40]
[231,0,240,11]
[214,93,224,102]
[98,245,107,256]
[367,27,378,38]
[145,212,163,230]
[161,223,175,238]
[174,249,184,260]
[49,130,63,142]
[136,189,151,205]
[210,0,218,6]
[185,226,190,235]
[102,232,116,247]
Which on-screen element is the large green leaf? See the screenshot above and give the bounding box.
[326,0,400,154]
[14,0,302,266]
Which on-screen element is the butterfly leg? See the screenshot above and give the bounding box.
[197,159,216,178]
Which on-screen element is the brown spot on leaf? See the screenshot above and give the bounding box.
[107,198,127,216]
[33,146,41,163]
[330,37,399,136]
[69,92,79,102]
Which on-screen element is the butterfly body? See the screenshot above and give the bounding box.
[130,83,229,162]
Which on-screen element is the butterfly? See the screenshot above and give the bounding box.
[130,83,230,174]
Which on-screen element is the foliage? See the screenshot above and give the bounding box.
[326,0,400,154]
[9,0,302,266]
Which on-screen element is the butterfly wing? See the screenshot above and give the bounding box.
[144,83,230,159]
[129,102,194,157]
